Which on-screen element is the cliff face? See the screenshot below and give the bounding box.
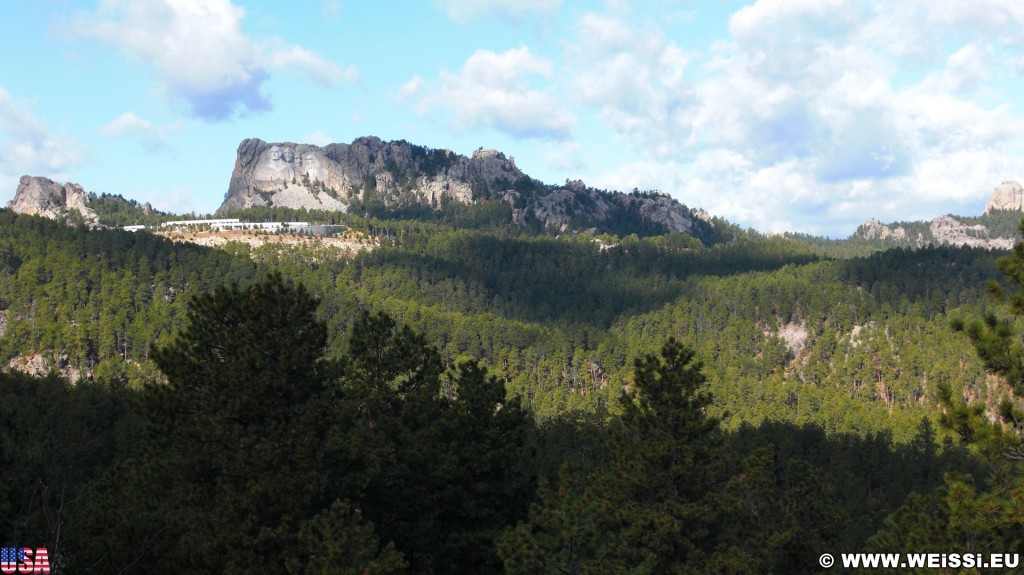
[6,176,100,227]
[853,180,1023,249]
[219,137,696,234]
[928,215,1013,249]
[984,180,1024,214]
[853,216,1014,249]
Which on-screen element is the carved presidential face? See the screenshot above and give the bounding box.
[267,145,283,161]
[282,148,295,163]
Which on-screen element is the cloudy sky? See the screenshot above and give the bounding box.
[3,0,1024,237]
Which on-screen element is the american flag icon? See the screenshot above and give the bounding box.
[0,547,25,565]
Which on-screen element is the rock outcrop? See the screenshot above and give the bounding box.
[853,179,1024,249]
[8,351,89,384]
[855,219,908,241]
[6,175,100,227]
[929,215,1014,249]
[853,214,1013,249]
[219,137,697,235]
[984,180,1024,213]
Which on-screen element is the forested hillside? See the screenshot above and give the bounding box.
[1,207,1021,572]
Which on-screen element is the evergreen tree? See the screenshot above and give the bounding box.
[949,220,1024,460]
[73,274,401,574]
[340,312,535,574]
[500,338,727,574]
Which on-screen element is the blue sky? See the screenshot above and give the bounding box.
[3,0,1024,237]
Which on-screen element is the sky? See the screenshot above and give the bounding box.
[3,0,1024,237]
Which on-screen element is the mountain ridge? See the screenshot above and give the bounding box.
[6,175,101,228]
[851,179,1023,249]
[218,136,702,236]
[6,175,163,229]
[6,142,1023,246]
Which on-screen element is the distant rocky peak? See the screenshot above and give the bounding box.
[984,180,1024,214]
[6,175,100,227]
[218,136,699,236]
[856,219,907,241]
[471,147,516,168]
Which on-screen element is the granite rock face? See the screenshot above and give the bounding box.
[219,137,697,234]
[853,215,1014,249]
[929,215,1014,249]
[220,137,515,214]
[6,176,100,227]
[856,219,908,241]
[984,180,1024,214]
[853,180,1024,249]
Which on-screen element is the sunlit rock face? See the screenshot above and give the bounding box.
[984,180,1024,214]
[6,176,100,227]
[856,219,908,241]
[853,213,1014,250]
[929,216,1014,249]
[223,140,348,212]
[221,137,520,215]
[219,136,698,234]
[250,144,348,195]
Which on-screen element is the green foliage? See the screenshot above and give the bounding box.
[501,340,727,573]
[867,473,1024,573]
[71,274,397,574]
[949,220,1024,461]
[0,372,141,561]
[87,192,168,227]
[0,211,263,387]
[295,500,407,575]
[339,311,535,574]
[500,340,971,574]
[4,205,1021,572]
[866,218,1024,563]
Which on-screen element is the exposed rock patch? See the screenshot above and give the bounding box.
[6,176,100,227]
[854,179,1024,249]
[984,180,1024,213]
[856,219,907,241]
[776,322,809,358]
[156,229,373,260]
[929,215,1014,249]
[220,137,698,235]
[7,352,89,384]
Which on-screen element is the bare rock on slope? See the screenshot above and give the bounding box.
[929,215,1014,249]
[984,180,1024,213]
[7,175,100,227]
[219,137,698,235]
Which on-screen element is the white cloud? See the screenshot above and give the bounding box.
[301,130,334,147]
[76,0,356,121]
[587,158,672,196]
[544,141,582,173]
[728,0,865,45]
[398,75,424,100]
[100,112,174,150]
[559,2,1024,236]
[267,45,359,87]
[130,185,198,215]
[322,0,341,19]
[0,86,87,192]
[435,0,561,21]
[411,47,574,140]
[566,14,694,158]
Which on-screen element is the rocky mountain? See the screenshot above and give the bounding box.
[219,137,699,235]
[984,180,1024,213]
[7,175,100,227]
[6,175,161,228]
[852,180,1022,249]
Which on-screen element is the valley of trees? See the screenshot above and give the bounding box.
[1,207,1023,572]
